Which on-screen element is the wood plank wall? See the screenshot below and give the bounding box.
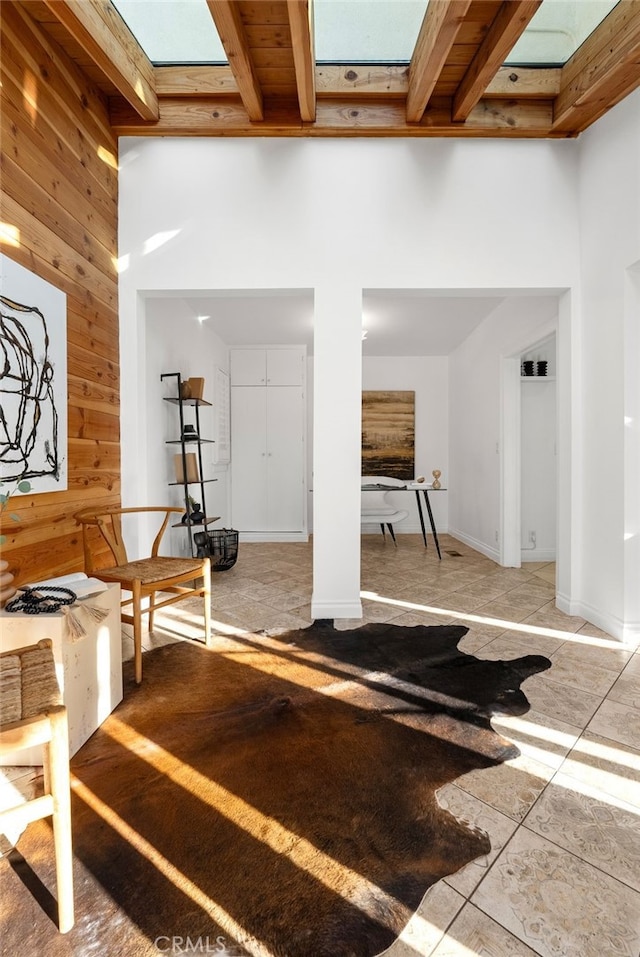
[0,1,120,586]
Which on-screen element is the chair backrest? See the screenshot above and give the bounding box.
[0,638,62,729]
[361,476,407,517]
[75,506,182,573]
[0,637,74,934]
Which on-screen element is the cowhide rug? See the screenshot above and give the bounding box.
[0,621,550,957]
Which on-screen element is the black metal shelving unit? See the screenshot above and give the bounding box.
[161,371,218,557]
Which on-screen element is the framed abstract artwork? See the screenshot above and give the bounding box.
[0,256,68,493]
[362,390,415,480]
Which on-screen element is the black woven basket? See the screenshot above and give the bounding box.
[193,528,239,571]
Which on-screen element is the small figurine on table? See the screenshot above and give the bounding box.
[432,469,442,489]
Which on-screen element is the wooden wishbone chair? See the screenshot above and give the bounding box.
[74,506,211,684]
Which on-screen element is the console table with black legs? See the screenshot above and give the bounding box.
[362,483,446,558]
[401,484,446,559]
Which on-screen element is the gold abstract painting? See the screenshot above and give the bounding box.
[362,391,415,480]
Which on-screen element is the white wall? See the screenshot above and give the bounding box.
[624,265,640,634]
[118,136,581,622]
[449,297,559,561]
[520,334,557,562]
[574,88,640,640]
[118,138,579,290]
[362,357,449,533]
[306,357,315,530]
[521,379,557,561]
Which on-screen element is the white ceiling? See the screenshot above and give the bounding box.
[185,290,316,350]
[361,292,504,356]
[149,288,560,356]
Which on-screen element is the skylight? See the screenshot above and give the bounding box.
[314,0,426,64]
[505,0,620,66]
[111,0,228,64]
[110,0,620,70]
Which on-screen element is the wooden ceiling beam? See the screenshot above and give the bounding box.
[110,95,559,138]
[287,0,316,121]
[553,0,640,134]
[407,0,472,123]
[206,0,264,121]
[41,0,158,120]
[452,0,543,121]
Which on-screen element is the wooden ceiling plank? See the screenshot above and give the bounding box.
[454,1,503,23]
[407,0,473,122]
[155,66,238,97]
[41,0,158,121]
[256,68,297,84]
[316,65,409,98]
[241,2,290,26]
[252,48,298,68]
[553,0,640,133]
[206,0,264,119]
[452,0,542,121]
[314,64,558,100]
[485,66,561,99]
[287,0,316,121]
[244,24,292,47]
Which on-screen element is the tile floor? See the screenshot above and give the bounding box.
[2,533,639,957]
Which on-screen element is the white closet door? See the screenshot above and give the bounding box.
[266,349,305,386]
[230,350,266,385]
[266,387,304,530]
[230,387,268,530]
[230,348,304,385]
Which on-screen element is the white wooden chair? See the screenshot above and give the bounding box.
[361,476,409,545]
[0,638,74,932]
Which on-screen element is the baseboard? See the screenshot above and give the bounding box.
[360,521,447,536]
[449,527,500,563]
[311,599,363,620]
[556,592,640,646]
[308,522,447,536]
[521,548,556,562]
[237,531,309,543]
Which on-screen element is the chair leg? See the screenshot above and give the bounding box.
[148,590,155,634]
[202,558,212,648]
[133,579,143,685]
[387,523,398,546]
[380,523,386,539]
[42,741,51,796]
[48,710,74,933]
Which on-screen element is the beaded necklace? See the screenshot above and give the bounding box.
[5,586,77,615]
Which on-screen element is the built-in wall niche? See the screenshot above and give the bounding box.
[521,334,556,378]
